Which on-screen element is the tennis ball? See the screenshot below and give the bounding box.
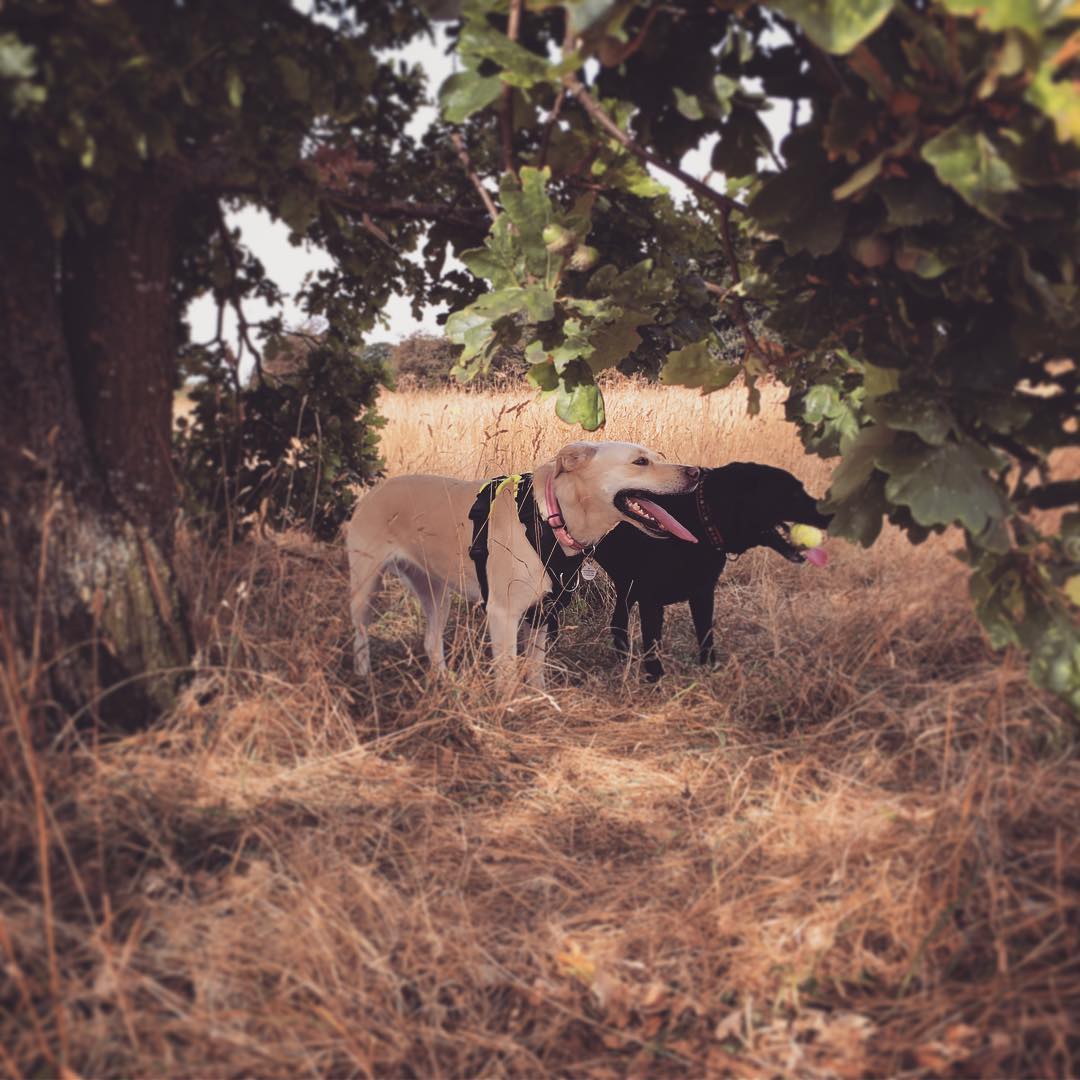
[790,523,825,549]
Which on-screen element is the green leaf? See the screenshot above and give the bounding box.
[826,424,896,503]
[661,340,739,393]
[226,68,244,109]
[921,120,1019,221]
[556,361,606,430]
[275,56,311,103]
[832,148,888,200]
[501,166,553,278]
[770,0,895,54]
[940,0,1046,39]
[711,108,773,178]
[587,310,645,373]
[458,23,550,88]
[439,71,503,123]
[860,360,901,397]
[877,439,1007,533]
[278,187,318,233]
[460,215,521,289]
[877,176,954,228]
[751,166,849,256]
[674,87,704,120]
[825,95,878,156]
[0,32,37,80]
[527,359,559,392]
[827,470,890,546]
[549,320,594,371]
[597,156,668,197]
[1065,575,1080,607]
[867,391,955,445]
[1028,622,1080,708]
[1026,60,1080,146]
[520,284,556,322]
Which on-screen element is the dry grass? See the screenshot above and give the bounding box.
[377,379,825,486]
[3,382,1079,1078]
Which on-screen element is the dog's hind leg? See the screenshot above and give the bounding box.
[393,561,451,673]
[689,589,716,666]
[348,550,389,677]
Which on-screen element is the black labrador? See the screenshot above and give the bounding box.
[592,462,832,680]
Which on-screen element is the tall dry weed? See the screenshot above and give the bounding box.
[3,381,1077,1078]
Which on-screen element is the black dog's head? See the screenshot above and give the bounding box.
[701,462,832,562]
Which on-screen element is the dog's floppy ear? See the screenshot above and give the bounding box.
[554,442,598,475]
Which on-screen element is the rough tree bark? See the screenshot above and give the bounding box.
[0,163,190,734]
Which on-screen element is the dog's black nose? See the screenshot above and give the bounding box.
[684,466,701,485]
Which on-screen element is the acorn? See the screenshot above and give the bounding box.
[568,244,599,271]
[542,223,575,254]
[850,234,891,268]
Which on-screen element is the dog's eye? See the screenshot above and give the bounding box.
[633,457,649,466]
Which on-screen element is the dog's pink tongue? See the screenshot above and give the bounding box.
[805,547,828,567]
[635,498,698,543]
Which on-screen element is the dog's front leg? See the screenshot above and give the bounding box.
[487,600,524,690]
[521,617,547,690]
[611,582,635,657]
[639,600,665,682]
[688,589,716,666]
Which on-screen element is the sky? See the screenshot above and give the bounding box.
[185,25,798,352]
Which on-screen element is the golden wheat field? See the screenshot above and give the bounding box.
[4,381,1078,1078]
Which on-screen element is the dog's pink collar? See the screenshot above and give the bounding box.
[544,469,587,552]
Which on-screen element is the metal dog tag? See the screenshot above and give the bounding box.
[580,558,599,581]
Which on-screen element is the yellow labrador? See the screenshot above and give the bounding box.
[346,441,699,687]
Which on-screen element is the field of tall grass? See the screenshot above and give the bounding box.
[3,380,1077,1077]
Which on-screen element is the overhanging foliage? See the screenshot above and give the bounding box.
[435,0,1080,709]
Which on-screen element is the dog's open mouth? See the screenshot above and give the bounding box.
[615,491,698,542]
[774,523,805,563]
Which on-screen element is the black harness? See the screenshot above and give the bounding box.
[467,473,586,636]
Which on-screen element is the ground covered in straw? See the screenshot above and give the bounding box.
[4,384,1078,1076]
[4,519,1077,1078]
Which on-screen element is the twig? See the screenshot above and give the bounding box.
[703,280,733,299]
[537,90,567,171]
[321,192,486,231]
[717,205,764,361]
[215,203,263,381]
[566,79,764,364]
[563,76,746,215]
[451,133,500,223]
[500,0,523,176]
[360,212,394,249]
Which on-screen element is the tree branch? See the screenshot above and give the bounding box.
[215,203,263,381]
[562,77,770,361]
[537,89,567,171]
[500,0,523,176]
[716,204,764,362]
[563,76,746,215]
[319,192,487,232]
[451,133,500,223]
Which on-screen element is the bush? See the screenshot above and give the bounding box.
[389,332,526,389]
[174,329,386,541]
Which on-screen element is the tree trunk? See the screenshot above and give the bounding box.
[0,166,190,733]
